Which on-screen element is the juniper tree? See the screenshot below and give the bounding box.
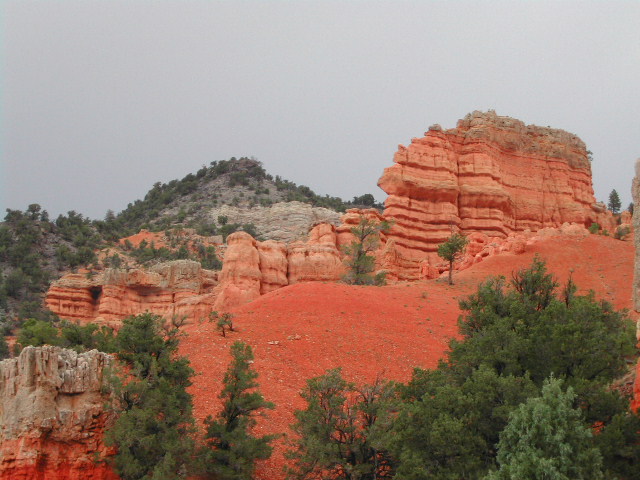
[286,368,396,480]
[391,259,640,479]
[105,313,195,480]
[201,341,275,480]
[437,232,468,285]
[486,377,603,480]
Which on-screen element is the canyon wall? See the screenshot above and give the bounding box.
[46,260,219,326]
[378,111,615,270]
[0,346,117,480]
[47,225,345,323]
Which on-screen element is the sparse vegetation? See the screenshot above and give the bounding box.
[608,189,621,215]
[437,232,468,285]
[342,216,390,286]
[200,341,275,480]
[210,311,235,337]
[615,225,631,240]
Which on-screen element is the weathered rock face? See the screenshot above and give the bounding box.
[46,224,348,323]
[258,241,289,294]
[206,201,341,243]
[0,346,117,479]
[46,260,219,326]
[378,111,616,267]
[215,226,344,309]
[213,232,263,311]
[633,158,640,313]
[288,224,344,284]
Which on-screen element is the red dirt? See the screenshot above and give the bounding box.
[179,233,635,479]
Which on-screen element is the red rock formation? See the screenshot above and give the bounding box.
[258,241,289,294]
[213,232,262,311]
[378,111,616,276]
[0,346,117,480]
[288,224,344,284]
[46,260,218,326]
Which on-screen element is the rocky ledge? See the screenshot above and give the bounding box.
[0,346,117,479]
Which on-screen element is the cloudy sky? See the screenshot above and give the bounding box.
[2,1,639,219]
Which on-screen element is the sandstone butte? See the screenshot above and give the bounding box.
[377,110,616,278]
[10,111,636,478]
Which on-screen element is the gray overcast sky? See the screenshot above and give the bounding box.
[2,1,639,219]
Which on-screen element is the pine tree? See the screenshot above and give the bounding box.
[342,216,389,285]
[201,341,275,480]
[391,259,640,479]
[437,232,468,285]
[105,313,195,480]
[0,334,10,359]
[486,377,603,480]
[608,189,621,214]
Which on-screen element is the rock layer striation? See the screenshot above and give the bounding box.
[46,260,219,326]
[378,111,615,268]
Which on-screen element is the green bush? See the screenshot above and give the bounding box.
[200,341,275,479]
[105,313,195,479]
[390,258,639,479]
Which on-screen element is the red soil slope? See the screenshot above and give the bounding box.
[179,233,635,479]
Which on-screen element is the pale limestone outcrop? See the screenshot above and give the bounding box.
[0,346,117,479]
[206,201,341,243]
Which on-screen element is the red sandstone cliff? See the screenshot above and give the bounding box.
[378,111,615,277]
[0,346,117,479]
[47,224,345,324]
[45,111,617,316]
[46,260,219,326]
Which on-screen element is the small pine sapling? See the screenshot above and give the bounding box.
[210,311,235,337]
[437,232,468,285]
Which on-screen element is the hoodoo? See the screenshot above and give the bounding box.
[378,111,615,267]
